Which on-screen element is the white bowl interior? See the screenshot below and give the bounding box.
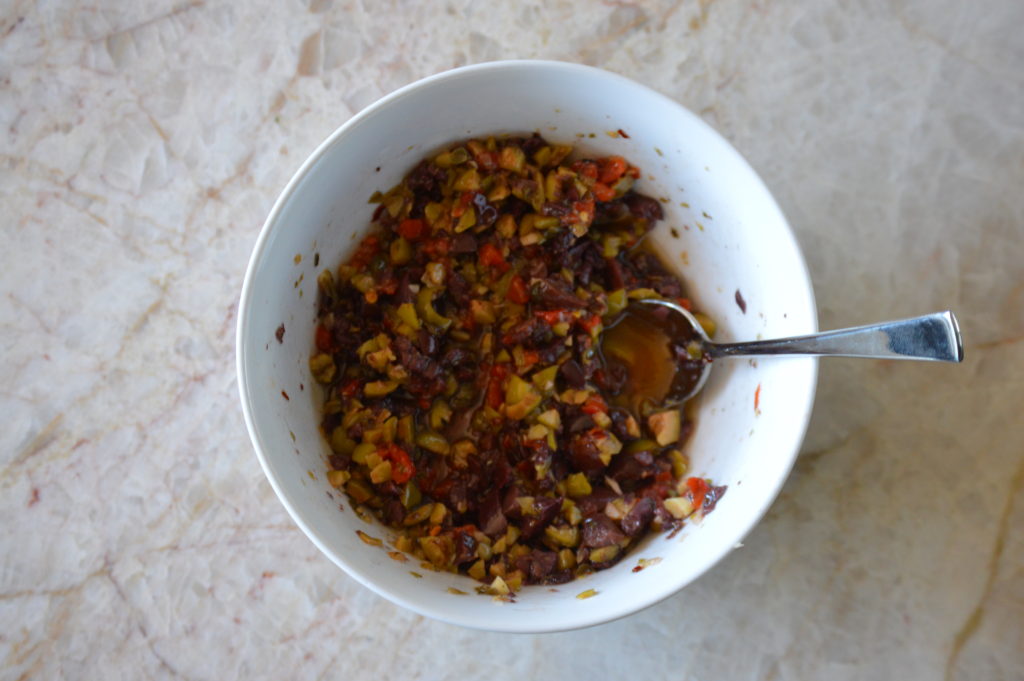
[237,61,817,632]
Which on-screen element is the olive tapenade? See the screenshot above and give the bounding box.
[311,134,725,593]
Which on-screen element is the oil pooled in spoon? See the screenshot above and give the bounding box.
[601,306,707,413]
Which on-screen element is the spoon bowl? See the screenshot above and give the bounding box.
[633,298,963,403]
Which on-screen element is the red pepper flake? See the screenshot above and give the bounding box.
[506,275,530,304]
[281,390,290,401]
[617,128,630,139]
[676,298,693,311]
[754,383,761,413]
[275,324,285,343]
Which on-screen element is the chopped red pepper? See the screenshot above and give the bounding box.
[315,324,333,352]
[478,243,509,272]
[460,309,477,333]
[579,314,602,334]
[581,394,608,415]
[340,378,362,398]
[486,363,508,408]
[397,218,426,241]
[474,150,498,170]
[506,275,530,304]
[535,309,564,325]
[380,444,415,483]
[676,297,693,311]
[571,159,598,179]
[687,477,710,510]
[422,236,450,258]
[598,156,627,184]
[592,182,615,202]
[451,191,474,218]
[350,234,380,269]
[572,199,595,222]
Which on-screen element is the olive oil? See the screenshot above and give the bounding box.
[602,306,705,413]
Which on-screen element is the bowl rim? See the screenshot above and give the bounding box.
[236,58,819,632]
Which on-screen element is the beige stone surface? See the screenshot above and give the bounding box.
[1,1,1021,679]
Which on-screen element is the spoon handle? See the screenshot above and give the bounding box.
[711,311,963,362]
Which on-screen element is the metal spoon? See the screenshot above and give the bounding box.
[634,299,963,402]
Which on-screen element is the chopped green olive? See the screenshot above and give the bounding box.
[434,147,468,167]
[330,428,356,455]
[604,288,628,318]
[416,287,452,330]
[390,237,412,265]
[566,472,592,498]
[429,400,453,431]
[364,380,398,397]
[309,353,336,383]
[416,430,450,455]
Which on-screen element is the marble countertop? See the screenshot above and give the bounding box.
[2,1,1022,679]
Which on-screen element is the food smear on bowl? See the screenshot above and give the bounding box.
[309,134,725,591]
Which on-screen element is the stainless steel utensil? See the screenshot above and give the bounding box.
[636,299,963,401]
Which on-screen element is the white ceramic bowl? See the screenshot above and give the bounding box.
[237,60,817,632]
